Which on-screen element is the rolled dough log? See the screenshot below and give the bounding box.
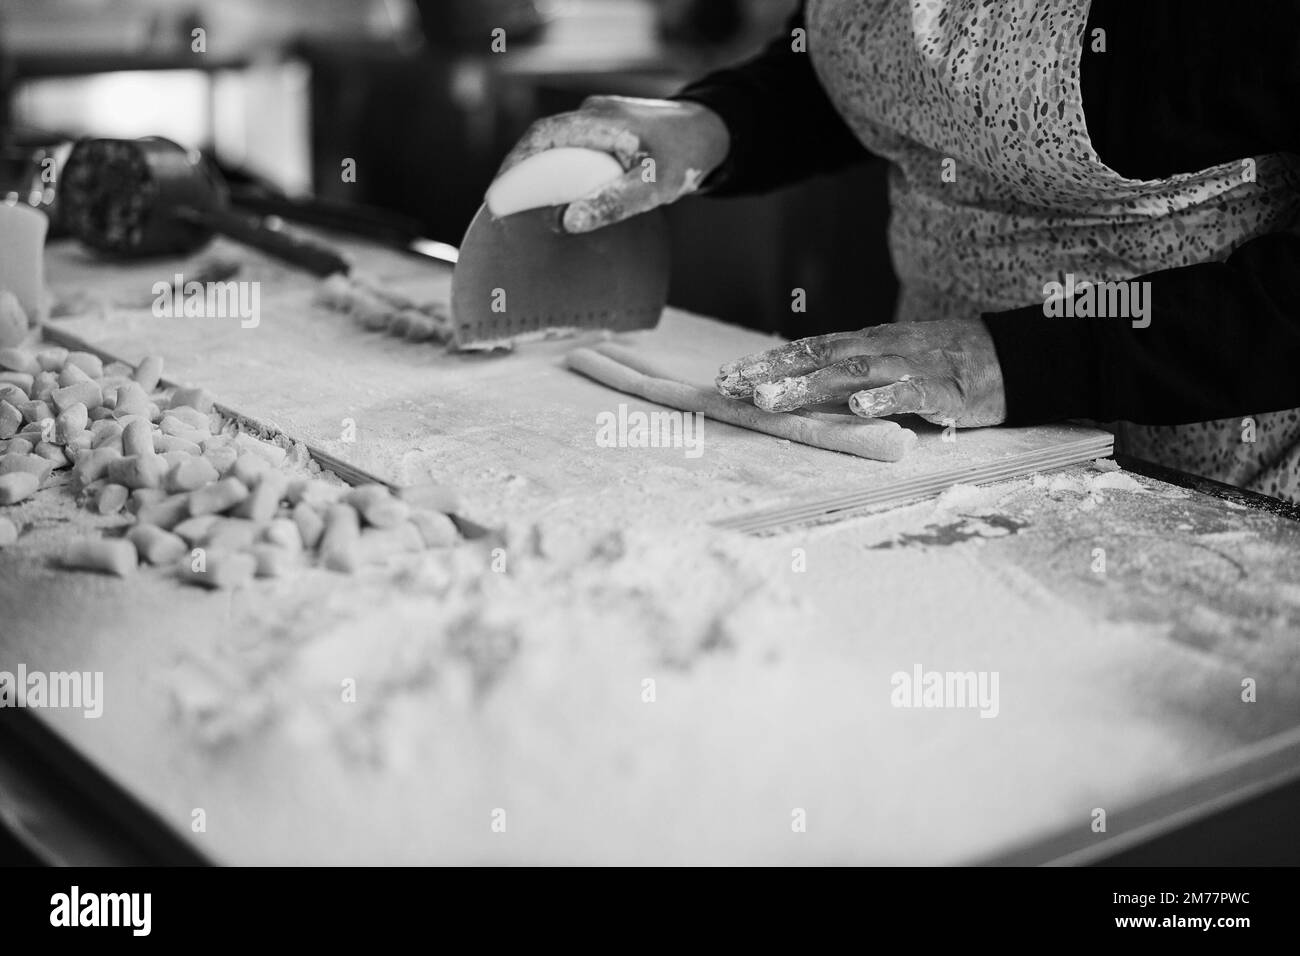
[589,341,688,381]
[566,346,917,462]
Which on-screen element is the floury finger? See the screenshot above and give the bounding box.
[563,169,662,234]
[716,332,874,398]
[850,378,959,421]
[752,354,916,412]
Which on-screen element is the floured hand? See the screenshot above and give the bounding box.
[716,320,1007,428]
[492,96,730,234]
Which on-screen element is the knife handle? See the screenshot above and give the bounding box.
[175,206,350,277]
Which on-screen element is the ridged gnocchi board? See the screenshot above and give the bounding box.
[713,432,1115,534]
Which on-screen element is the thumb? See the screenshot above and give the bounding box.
[562,166,664,233]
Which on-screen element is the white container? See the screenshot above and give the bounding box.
[0,200,50,324]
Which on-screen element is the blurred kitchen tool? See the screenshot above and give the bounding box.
[228,188,458,265]
[231,190,418,246]
[450,147,671,350]
[59,137,352,275]
[0,199,51,324]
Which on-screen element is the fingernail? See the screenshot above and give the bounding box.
[752,382,783,411]
[753,377,807,412]
[562,203,596,234]
[850,391,890,418]
[715,370,751,397]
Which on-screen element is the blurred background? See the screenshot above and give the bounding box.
[0,0,896,336]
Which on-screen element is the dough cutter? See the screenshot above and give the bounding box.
[450,149,671,350]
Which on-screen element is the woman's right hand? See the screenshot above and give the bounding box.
[492,96,731,234]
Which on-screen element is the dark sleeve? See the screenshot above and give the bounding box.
[671,1,874,196]
[987,0,1300,427]
[984,224,1300,426]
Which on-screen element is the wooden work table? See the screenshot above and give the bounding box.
[1,237,1298,865]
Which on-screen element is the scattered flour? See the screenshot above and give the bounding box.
[164,513,802,760]
[1032,468,1145,501]
[1090,471,1145,493]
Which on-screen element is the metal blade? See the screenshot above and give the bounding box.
[450,204,670,350]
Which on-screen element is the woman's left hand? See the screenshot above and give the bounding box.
[716,319,1008,427]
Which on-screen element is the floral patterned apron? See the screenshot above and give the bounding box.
[806,0,1300,501]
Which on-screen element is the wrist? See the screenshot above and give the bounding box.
[673,99,732,190]
[982,306,1104,426]
[690,103,732,176]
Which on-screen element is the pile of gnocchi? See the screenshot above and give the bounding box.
[0,338,460,587]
